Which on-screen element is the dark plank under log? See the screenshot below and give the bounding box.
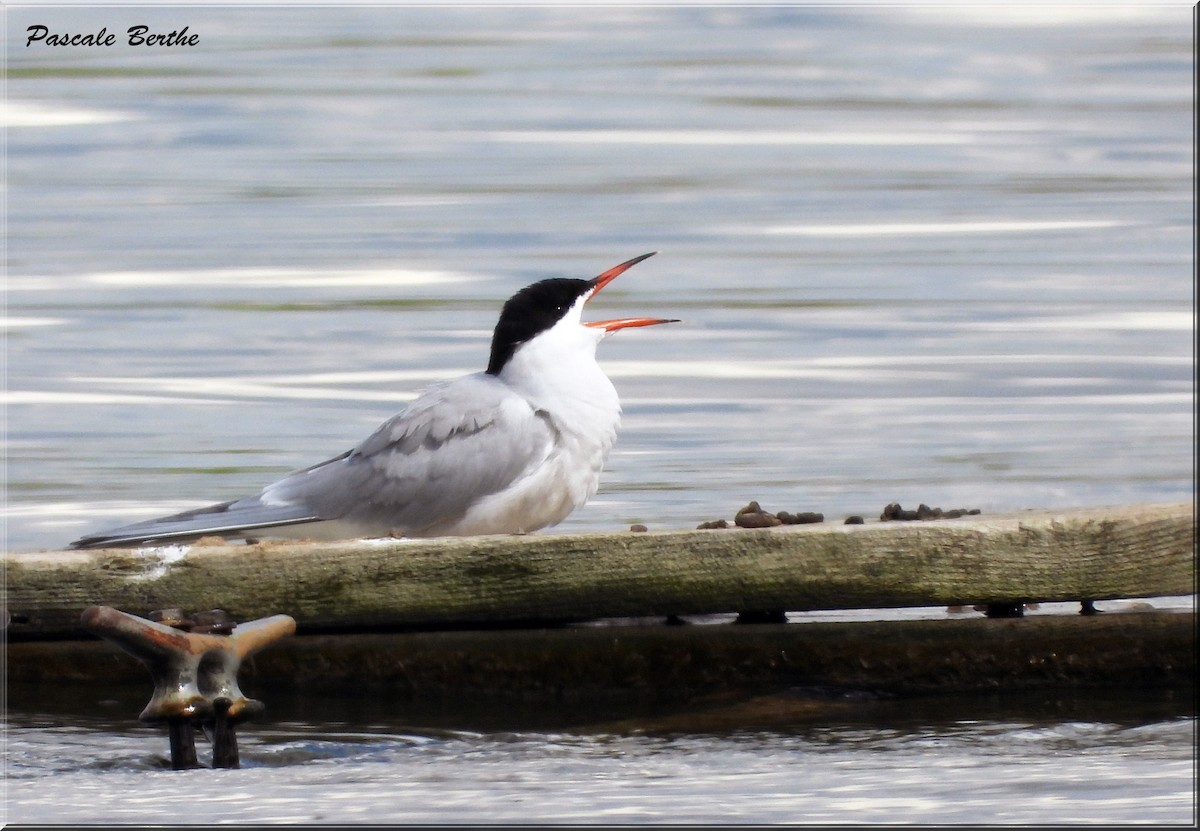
[6,609,1193,700]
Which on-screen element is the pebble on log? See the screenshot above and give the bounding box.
[880,502,982,522]
[717,500,828,529]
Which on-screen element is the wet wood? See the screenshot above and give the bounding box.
[3,502,1194,639]
[6,609,1193,700]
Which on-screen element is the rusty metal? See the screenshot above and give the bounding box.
[210,697,240,769]
[81,605,296,770]
[167,719,202,770]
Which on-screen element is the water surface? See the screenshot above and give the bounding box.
[4,678,1195,825]
[3,5,1195,826]
[5,4,1192,552]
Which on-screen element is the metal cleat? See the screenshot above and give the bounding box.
[80,605,296,769]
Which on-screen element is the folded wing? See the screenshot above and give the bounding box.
[70,373,557,548]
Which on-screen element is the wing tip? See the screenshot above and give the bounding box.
[66,499,324,549]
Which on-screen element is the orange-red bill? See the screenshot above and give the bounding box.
[585,317,680,333]
[588,251,658,297]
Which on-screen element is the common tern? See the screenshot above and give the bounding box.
[70,253,676,549]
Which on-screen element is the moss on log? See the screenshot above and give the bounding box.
[3,502,1194,639]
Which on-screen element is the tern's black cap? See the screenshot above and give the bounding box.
[486,278,593,376]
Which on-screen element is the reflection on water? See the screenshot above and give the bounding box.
[4,684,1195,824]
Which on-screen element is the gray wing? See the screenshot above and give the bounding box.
[67,372,552,548]
[68,496,322,549]
[260,372,558,534]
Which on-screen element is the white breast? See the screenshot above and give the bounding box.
[433,311,622,535]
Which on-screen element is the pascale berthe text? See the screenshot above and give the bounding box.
[25,25,199,47]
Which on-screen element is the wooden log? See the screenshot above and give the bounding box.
[3,502,1194,639]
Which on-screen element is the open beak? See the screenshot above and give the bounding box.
[584,252,680,332]
[585,316,678,333]
[589,251,658,295]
